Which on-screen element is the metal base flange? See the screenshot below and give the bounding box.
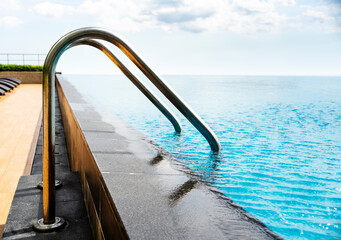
[37,180,62,189]
[32,217,66,232]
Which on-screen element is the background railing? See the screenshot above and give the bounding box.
[0,53,46,65]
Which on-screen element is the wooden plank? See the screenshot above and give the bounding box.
[0,84,42,228]
[0,224,4,239]
[23,110,42,176]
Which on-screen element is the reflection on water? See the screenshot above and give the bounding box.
[169,179,198,205]
[68,75,341,240]
[149,154,164,165]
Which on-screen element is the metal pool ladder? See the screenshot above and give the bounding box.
[33,27,221,231]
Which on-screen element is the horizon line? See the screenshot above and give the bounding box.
[62,73,341,77]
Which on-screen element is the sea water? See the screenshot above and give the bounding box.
[67,75,341,240]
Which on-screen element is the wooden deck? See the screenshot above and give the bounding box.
[0,85,42,237]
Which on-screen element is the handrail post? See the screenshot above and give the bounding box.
[32,52,66,231]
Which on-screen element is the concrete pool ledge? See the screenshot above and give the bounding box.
[56,74,283,239]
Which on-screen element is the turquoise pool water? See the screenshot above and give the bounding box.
[67,75,341,239]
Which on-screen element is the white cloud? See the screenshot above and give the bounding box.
[32,1,75,19]
[154,7,215,24]
[225,0,292,34]
[302,4,341,33]
[29,0,340,34]
[273,0,295,6]
[151,0,219,32]
[0,16,23,28]
[30,0,292,33]
[77,0,155,31]
[0,0,20,11]
[83,0,300,33]
[232,0,273,14]
[304,9,333,23]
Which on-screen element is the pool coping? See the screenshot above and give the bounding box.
[56,74,283,239]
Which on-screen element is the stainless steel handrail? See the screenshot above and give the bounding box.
[70,39,182,133]
[33,27,221,231]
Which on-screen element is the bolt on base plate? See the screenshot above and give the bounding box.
[32,217,66,232]
[37,180,62,189]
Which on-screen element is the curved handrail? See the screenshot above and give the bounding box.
[36,27,221,228]
[70,39,182,133]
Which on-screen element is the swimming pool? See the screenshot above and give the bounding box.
[67,74,341,240]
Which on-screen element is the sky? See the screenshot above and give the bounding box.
[0,0,340,76]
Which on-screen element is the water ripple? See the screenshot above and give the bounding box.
[69,75,341,240]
